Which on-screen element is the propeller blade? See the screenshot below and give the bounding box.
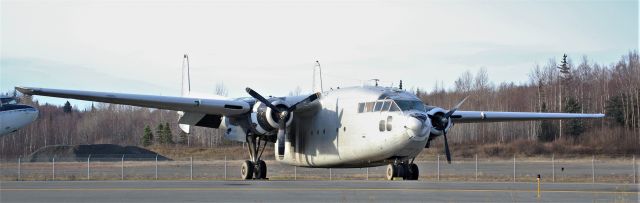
[246,87,280,113]
[276,112,287,157]
[288,92,321,112]
[444,95,469,118]
[443,132,452,164]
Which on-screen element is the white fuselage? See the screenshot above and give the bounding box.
[0,104,38,136]
[274,86,431,168]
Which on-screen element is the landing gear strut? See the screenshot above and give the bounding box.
[241,134,268,180]
[386,162,419,180]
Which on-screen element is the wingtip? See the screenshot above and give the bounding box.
[14,86,33,95]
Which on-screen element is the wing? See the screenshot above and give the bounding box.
[15,87,250,116]
[451,110,604,123]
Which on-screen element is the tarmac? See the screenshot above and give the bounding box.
[1,180,638,202]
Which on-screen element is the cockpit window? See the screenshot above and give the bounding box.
[389,102,400,111]
[373,101,383,111]
[358,99,423,113]
[381,101,391,111]
[394,100,425,111]
[364,102,375,112]
[0,97,16,105]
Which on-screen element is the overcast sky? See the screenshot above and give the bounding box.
[1,0,638,108]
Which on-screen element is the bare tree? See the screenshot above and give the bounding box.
[289,86,303,96]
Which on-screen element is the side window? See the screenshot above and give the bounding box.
[381,101,391,111]
[358,103,365,113]
[386,116,393,131]
[365,102,375,112]
[374,101,383,111]
[379,120,385,132]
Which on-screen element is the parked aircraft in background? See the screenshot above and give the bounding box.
[16,55,604,180]
[0,97,38,136]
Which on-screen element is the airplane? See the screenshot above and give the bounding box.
[15,55,604,180]
[0,96,39,136]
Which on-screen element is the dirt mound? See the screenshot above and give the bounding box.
[27,144,170,162]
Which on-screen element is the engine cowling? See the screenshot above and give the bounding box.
[427,107,452,136]
[250,99,293,136]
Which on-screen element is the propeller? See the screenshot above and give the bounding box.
[245,88,320,157]
[430,96,469,164]
[246,88,281,113]
[245,87,320,114]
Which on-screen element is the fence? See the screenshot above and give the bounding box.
[1,154,637,183]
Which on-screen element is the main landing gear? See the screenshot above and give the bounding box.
[386,162,419,180]
[241,134,268,180]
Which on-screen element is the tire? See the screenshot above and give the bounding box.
[408,163,419,180]
[386,164,395,180]
[255,160,267,179]
[241,160,254,180]
[399,164,409,180]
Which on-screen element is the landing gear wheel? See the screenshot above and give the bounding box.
[255,160,267,179]
[407,163,419,180]
[241,160,254,180]
[398,164,410,180]
[386,164,396,180]
[243,134,269,180]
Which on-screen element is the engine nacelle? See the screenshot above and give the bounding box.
[427,107,452,136]
[250,99,293,136]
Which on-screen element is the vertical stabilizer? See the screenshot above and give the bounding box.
[180,54,191,134]
[182,54,191,96]
[312,60,323,93]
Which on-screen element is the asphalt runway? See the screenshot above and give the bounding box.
[1,180,638,202]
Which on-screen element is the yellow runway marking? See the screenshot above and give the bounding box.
[1,187,637,195]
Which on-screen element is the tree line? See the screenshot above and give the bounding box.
[0,96,234,160]
[416,51,638,155]
[1,51,637,159]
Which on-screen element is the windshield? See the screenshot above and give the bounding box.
[0,97,16,105]
[393,100,425,111]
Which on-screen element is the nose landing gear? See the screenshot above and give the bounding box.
[386,162,420,180]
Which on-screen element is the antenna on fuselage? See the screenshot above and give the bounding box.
[399,80,403,90]
[371,79,379,87]
[312,60,324,93]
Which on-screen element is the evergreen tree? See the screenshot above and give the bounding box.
[162,122,174,144]
[538,102,556,142]
[563,97,585,138]
[556,54,572,139]
[606,94,626,127]
[63,101,72,113]
[156,123,165,144]
[557,54,572,81]
[141,125,153,147]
